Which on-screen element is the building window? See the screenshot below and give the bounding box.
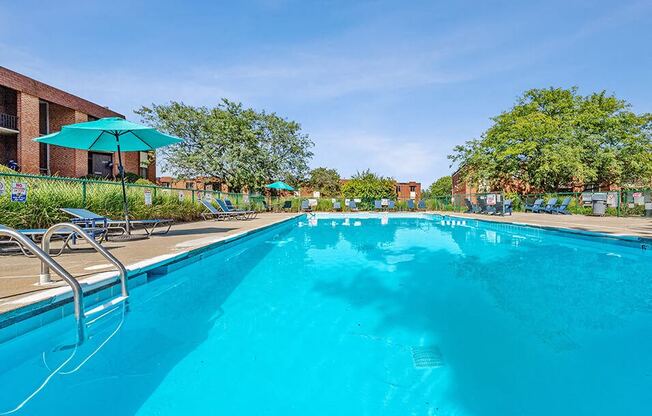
[185,182,195,190]
[139,151,149,178]
[410,186,416,192]
[88,152,113,178]
[39,101,49,174]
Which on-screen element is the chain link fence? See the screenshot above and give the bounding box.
[0,172,266,229]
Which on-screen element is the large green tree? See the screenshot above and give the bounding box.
[426,176,452,197]
[135,99,314,191]
[308,167,341,197]
[449,87,652,192]
[341,169,396,200]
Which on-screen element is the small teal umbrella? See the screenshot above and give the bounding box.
[35,117,183,235]
[265,181,295,191]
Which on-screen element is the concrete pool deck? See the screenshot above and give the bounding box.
[1,211,650,315]
[439,211,652,240]
[0,213,300,313]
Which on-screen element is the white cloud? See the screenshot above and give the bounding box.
[312,131,447,185]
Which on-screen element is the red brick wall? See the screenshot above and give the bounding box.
[396,181,422,200]
[16,92,40,174]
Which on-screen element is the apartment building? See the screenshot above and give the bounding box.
[0,66,155,181]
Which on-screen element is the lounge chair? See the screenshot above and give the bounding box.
[348,200,359,211]
[464,198,480,214]
[407,200,415,211]
[301,200,312,212]
[494,199,513,216]
[225,198,259,219]
[388,200,396,210]
[374,200,382,210]
[333,201,342,211]
[552,197,572,215]
[215,199,257,219]
[200,200,236,220]
[524,198,544,213]
[281,200,293,212]
[477,198,489,214]
[542,198,558,213]
[417,200,426,210]
[60,208,173,236]
[0,225,107,257]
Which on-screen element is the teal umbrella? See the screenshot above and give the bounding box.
[265,181,295,191]
[35,117,183,236]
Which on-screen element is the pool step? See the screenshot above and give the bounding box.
[84,295,128,322]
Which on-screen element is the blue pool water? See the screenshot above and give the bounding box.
[1,214,651,415]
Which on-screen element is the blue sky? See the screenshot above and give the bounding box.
[1,0,651,186]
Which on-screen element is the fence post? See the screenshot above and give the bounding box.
[617,190,621,217]
[82,180,87,208]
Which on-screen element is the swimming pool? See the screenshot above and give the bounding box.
[1,213,651,415]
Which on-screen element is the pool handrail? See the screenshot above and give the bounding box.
[41,223,129,299]
[0,225,85,341]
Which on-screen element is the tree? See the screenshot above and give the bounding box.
[308,167,341,196]
[449,87,652,192]
[135,99,314,192]
[341,169,396,200]
[426,176,452,196]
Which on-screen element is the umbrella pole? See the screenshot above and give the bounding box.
[115,133,131,234]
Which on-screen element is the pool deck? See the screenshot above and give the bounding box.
[0,213,300,314]
[439,211,652,240]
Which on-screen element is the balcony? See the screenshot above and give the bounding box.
[0,113,19,134]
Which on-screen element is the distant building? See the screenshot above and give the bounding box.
[156,176,229,192]
[396,181,421,201]
[0,66,155,181]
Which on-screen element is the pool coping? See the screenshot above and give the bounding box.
[434,212,652,246]
[0,214,303,338]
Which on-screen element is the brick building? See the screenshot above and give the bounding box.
[0,66,155,181]
[157,176,230,192]
[396,181,421,201]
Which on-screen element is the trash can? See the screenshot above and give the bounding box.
[645,202,652,218]
[591,193,607,216]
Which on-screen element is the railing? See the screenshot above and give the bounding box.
[0,112,18,131]
[40,223,129,299]
[0,225,85,342]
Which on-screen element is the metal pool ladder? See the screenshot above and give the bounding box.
[1,223,129,343]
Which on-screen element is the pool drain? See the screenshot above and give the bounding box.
[411,346,444,369]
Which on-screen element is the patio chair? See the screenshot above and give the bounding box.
[388,200,396,210]
[200,200,236,221]
[477,198,489,214]
[301,200,312,212]
[494,199,513,216]
[552,197,572,215]
[281,200,293,212]
[524,198,544,213]
[542,197,559,213]
[333,201,342,211]
[225,198,259,219]
[0,225,107,257]
[374,200,382,210]
[407,200,416,211]
[348,200,359,211]
[215,199,256,219]
[464,198,480,214]
[417,200,426,210]
[60,208,174,236]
